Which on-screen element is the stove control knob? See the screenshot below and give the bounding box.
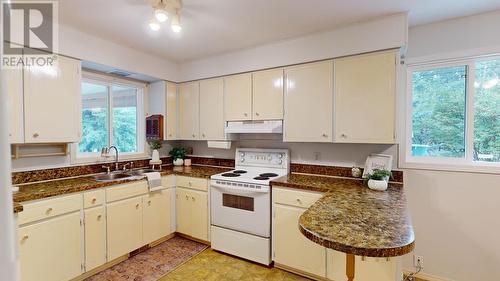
[240,153,245,157]
[278,160,283,164]
[278,154,283,159]
[241,158,245,163]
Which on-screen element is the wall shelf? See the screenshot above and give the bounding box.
[11,143,70,159]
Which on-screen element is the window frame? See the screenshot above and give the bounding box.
[401,55,500,174]
[71,71,148,164]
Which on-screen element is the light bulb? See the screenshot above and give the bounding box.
[155,9,168,22]
[171,13,182,33]
[149,19,161,31]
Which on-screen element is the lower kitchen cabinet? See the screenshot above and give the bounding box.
[107,196,143,261]
[143,189,172,243]
[18,212,82,281]
[327,249,401,281]
[273,188,326,278]
[84,206,107,271]
[274,204,326,277]
[176,187,208,241]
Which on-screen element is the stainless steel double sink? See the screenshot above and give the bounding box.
[92,168,157,182]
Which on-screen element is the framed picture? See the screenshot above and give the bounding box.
[362,154,393,178]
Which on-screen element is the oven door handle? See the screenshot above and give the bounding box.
[211,183,269,194]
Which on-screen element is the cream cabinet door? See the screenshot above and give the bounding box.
[4,68,24,143]
[189,189,209,241]
[274,204,326,277]
[107,196,143,261]
[199,78,225,140]
[327,249,400,281]
[224,73,252,121]
[176,188,191,235]
[284,60,333,142]
[23,55,82,143]
[84,206,107,271]
[143,189,172,244]
[179,82,200,140]
[18,212,82,281]
[252,68,284,120]
[166,82,178,140]
[334,51,397,143]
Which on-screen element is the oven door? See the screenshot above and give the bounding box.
[210,181,270,237]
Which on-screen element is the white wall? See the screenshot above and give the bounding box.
[179,13,408,81]
[401,10,500,281]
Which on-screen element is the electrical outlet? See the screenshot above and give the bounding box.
[313,152,321,161]
[413,255,424,268]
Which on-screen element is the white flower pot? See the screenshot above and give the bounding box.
[368,179,388,191]
[173,158,184,166]
[152,149,160,162]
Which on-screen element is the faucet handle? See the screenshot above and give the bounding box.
[101,165,111,174]
[101,147,109,157]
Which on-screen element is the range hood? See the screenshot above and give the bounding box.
[225,120,283,134]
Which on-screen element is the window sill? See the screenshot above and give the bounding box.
[399,160,500,175]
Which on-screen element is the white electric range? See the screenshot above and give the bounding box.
[210,148,290,265]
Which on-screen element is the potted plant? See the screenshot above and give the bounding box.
[149,140,162,162]
[169,147,187,166]
[364,169,392,191]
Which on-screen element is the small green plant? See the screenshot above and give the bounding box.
[365,169,392,181]
[149,140,163,150]
[169,147,187,160]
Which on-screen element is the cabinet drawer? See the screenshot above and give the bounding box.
[161,175,175,188]
[17,194,82,225]
[273,187,323,208]
[83,189,105,208]
[176,176,208,191]
[106,181,148,203]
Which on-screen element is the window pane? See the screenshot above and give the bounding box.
[411,66,467,158]
[79,82,108,153]
[474,59,500,162]
[112,85,138,153]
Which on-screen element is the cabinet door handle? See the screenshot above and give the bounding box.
[296,198,302,204]
[202,133,205,138]
[148,200,152,205]
[21,235,29,241]
[169,134,173,137]
[341,133,347,138]
[191,196,195,201]
[91,198,97,204]
[188,182,192,186]
[46,207,53,214]
[33,133,39,138]
[97,215,102,220]
[135,203,140,209]
[244,113,248,117]
[322,133,328,138]
[255,112,260,116]
[192,134,196,138]
[185,195,189,200]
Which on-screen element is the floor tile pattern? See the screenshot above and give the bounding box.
[158,249,310,281]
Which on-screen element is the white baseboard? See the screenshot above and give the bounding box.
[403,269,455,281]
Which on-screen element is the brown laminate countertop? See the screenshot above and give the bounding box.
[13,165,230,212]
[270,174,415,257]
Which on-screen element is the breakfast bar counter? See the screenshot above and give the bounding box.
[270,173,415,281]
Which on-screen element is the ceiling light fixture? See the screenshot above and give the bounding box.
[154,1,168,22]
[149,19,161,31]
[148,0,183,33]
[171,12,182,33]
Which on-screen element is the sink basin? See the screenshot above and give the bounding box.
[126,169,157,176]
[92,173,133,182]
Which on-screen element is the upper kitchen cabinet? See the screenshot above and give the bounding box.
[23,55,82,143]
[5,67,24,143]
[334,50,397,143]
[284,60,333,142]
[252,68,284,120]
[165,82,178,140]
[148,81,178,140]
[179,81,200,140]
[199,78,225,140]
[224,73,252,121]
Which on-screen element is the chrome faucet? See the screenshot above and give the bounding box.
[101,146,119,171]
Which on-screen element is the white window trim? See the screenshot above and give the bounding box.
[71,72,149,165]
[399,55,500,174]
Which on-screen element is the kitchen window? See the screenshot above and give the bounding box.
[404,56,500,173]
[73,72,146,163]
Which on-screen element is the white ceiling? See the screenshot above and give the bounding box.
[59,0,500,62]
